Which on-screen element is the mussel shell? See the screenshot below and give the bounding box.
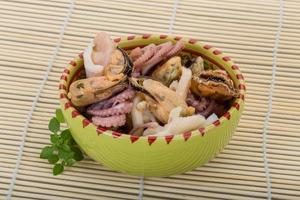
[69,75,128,107]
[94,76,128,95]
[179,52,195,67]
[117,46,133,76]
[189,56,204,76]
[104,47,133,80]
[151,56,182,86]
[191,70,239,101]
[199,70,235,90]
[128,77,156,100]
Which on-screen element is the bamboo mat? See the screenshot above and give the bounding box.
[0,0,300,199]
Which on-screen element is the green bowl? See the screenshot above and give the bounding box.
[59,34,245,177]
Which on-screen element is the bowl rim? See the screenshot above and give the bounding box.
[59,34,246,144]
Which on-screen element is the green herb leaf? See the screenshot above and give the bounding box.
[58,149,74,161]
[72,147,84,161]
[41,110,84,175]
[53,163,64,175]
[50,134,59,144]
[48,117,60,133]
[62,144,71,151]
[47,154,59,164]
[66,159,75,166]
[40,146,54,159]
[56,109,65,123]
[61,129,72,142]
[69,137,76,145]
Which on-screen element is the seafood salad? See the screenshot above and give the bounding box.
[67,32,239,136]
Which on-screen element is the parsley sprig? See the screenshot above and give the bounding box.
[40,109,84,175]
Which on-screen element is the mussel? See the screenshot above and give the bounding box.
[180,52,195,67]
[104,47,133,81]
[151,56,182,86]
[68,76,127,107]
[129,77,156,100]
[189,56,204,76]
[129,77,195,123]
[191,69,238,101]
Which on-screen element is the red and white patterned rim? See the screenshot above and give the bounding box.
[59,34,245,145]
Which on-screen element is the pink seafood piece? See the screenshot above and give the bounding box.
[165,40,185,59]
[92,114,126,127]
[110,89,135,107]
[130,41,186,76]
[129,47,143,62]
[87,89,135,111]
[133,44,156,70]
[87,102,133,117]
[141,42,173,75]
[186,92,226,118]
[186,93,209,113]
[92,32,114,66]
[199,99,216,118]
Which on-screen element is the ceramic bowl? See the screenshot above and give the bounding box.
[59,34,245,177]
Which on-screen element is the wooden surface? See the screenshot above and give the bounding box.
[0,0,300,199]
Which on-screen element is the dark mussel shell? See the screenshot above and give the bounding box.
[128,77,156,100]
[93,76,128,96]
[117,46,133,76]
[180,52,195,68]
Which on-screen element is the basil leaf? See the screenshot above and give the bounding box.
[48,117,60,133]
[50,134,59,144]
[53,163,64,175]
[66,159,75,166]
[55,109,65,123]
[58,149,74,161]
[40,146,53,159]
[61,129,72,142]
[47,154,59,164]
[72,147,84,161]
[41,109,85,176]
[62,144,71,152]
[69,138,76,145]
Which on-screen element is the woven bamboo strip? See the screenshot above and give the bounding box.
[1,0,300,199]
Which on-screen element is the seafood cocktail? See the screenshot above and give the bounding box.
[60,33,245,176]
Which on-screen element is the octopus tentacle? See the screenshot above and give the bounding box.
[141,42,173,75]
[87,89,135,111]
[102,89,135,108]
[92,114,126,127]
[133,44,156,70]
[87,99,107,111]
[186,93,208,112]
[88,102,133,117]
[187,93,225,118]
[129,47,142,62]
[143,43,156,51]
[165,40,184,59]
[199,99,215,118]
